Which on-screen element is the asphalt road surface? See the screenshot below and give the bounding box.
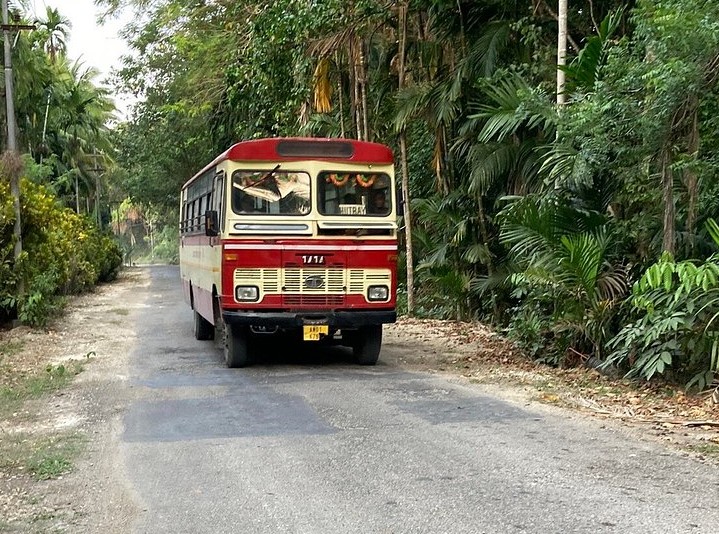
[118,266,719,533]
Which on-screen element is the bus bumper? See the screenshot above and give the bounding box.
[221,310,396,328]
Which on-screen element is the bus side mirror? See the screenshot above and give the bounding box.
[205,210,219,237]
[396,188,404,217]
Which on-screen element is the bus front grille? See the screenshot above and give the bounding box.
[283,268,345,294]
[284,295,345,307]
[233,267,391,301]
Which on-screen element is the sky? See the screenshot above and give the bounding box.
[30,0,136,117]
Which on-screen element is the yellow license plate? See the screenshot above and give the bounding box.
[303,325,328,341]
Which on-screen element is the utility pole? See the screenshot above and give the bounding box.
[2,1,34,272]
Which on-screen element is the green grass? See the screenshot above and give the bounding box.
[0,362,83,420]
[0,360,87,479]
[27,432,87,481]
[0,340,25,365]
[0,431,86,480]
[0,431,84,533]
[688,443,719,456]
[0,431,30,471]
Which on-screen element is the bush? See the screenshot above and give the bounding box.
[606,249,719,390]
[0,178,123,326]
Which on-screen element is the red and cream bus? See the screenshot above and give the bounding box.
[179,138,398,367]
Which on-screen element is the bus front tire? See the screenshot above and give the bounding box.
[225,324,250,368]
[194,310,214,340]
[352,325,382,366]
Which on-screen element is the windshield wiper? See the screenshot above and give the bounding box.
[240,164,281,195]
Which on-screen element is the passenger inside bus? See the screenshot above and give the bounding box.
[369,189,389,215]
[237,191,262,213]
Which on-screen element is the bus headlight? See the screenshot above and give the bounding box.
[235,286,259,302]
[367,285,389,301]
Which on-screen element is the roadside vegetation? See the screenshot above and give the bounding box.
[0,5,124,327]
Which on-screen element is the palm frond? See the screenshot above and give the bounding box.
[468,74,557,143]
[706,218,719,248]
[466,143,518,195]
[561,8,625,93]
[418,242,451,269]
[462,243,493,265]
[539,144,579,185]
[394,82,433,132]
[451,21,511,95]
[312,57,333,113]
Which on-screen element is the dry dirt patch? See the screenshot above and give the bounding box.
[0,268,146,533]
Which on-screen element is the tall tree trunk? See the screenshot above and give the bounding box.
[557,0,567,105]
[398,1,415,315]
[75,174,81,214]
[3,0,22,298]
[685,106,699,249]
[348,34,358,139]
[399,132,415,315]
[661,145,675,255]
[353,38,362,140]
[336,52,345,138]
[359,39,369,141]
[477,195,499,321]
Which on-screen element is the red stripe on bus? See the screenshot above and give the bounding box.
[223,244,396,251]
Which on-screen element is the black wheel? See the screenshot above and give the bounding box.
[225,323,250,368]
[340,329,357,347]
[352,325,382,365]
[194,310,214,340]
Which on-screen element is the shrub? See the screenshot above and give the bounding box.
[0,179,123,326]
[606,223,719,390]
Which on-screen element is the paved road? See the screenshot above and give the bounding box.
[120,266,719,533]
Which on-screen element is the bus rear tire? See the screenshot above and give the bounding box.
[194,310,214,340]
[353,325,382,366]
[225,323,250,368]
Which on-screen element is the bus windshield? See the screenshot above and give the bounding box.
[318,171,392,216]
[232,170,311,216]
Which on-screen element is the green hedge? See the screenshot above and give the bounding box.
[0,178,123,325]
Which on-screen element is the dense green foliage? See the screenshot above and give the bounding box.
[607,223,719,390]
[1,173,122,325]
[0,6,123,326]
[88,0,719,388]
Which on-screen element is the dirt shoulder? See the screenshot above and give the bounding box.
[0,268,145,533]
[385,318,719,464]
[1,269,718,531]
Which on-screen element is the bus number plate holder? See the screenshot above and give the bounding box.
[303,325,328,341]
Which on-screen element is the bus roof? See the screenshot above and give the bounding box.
[184,138,394,189]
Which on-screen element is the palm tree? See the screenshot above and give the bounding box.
[42,59,115,212]
[34,6,71,63]
[499,193,627,358]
